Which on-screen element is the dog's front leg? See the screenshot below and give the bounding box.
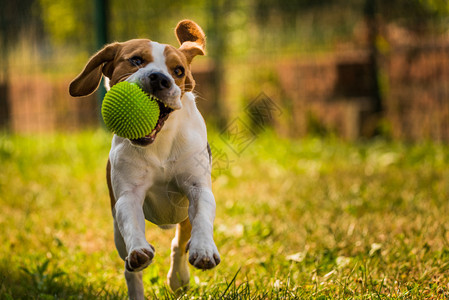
[115,193,155,273]
[186,187,221,269]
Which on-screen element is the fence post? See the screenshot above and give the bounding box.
[207,0,230,129]
[94,0,109,125]
[364,0,382,114]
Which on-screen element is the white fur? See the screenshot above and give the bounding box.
[108,43,219,299]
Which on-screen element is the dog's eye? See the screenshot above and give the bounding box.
[129,56,144,66]
[173,66,185,77]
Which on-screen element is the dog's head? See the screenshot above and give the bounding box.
[69,20,205,145]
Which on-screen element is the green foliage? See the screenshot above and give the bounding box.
[37,0,209,49]
[1,130,449,298]
[38,0,93,48]
[109,0,207,43]
[31,0,449,60]
[21,259,66,297]
[420,0,449,15]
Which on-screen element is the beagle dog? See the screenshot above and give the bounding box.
[69,20,220,299]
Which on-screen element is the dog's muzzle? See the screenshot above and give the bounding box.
[129,72,177,146]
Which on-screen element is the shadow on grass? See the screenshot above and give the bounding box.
[0,259,125,300]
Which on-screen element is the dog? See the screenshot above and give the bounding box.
[69,20,220,299]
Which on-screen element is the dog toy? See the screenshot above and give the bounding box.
[102,82,160,139]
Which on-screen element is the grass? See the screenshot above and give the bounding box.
[1,129,449,299]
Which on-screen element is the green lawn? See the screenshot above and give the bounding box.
[1,129,449,299]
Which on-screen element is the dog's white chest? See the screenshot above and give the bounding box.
[110,141,191,226]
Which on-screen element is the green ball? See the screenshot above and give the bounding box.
[101,82,160,139]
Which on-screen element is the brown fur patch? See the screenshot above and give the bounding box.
[69,43,119,97]
[108,39,154,86]
[69,39,155,97]
[164,45,195,93]
[175,20,206,48]
[107,159,116,212]
[175,20,206,64]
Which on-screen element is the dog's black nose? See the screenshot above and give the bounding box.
[149,72,171,91]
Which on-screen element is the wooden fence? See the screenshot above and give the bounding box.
[1,42,448,142]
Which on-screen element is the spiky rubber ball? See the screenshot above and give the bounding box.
[101,82,160,139]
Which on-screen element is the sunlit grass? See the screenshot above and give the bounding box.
[1,129,449,299]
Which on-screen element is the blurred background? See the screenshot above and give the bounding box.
[1,0,448,141]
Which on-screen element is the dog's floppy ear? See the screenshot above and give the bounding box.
[175,20,206,64]
[69,43,120,97]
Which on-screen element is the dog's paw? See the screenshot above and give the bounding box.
[125,245,155,272]
[186,238,220,270]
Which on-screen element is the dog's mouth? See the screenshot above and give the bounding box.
[130,99,174,146]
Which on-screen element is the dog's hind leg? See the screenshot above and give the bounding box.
[114,219,145,300]
[167,218,192,293]
[125,270,144,300]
